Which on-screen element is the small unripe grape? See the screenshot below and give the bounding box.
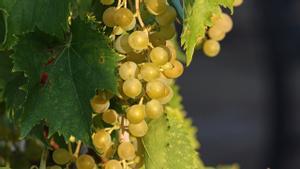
[140,63,160,82]
[76,154,96,169]
[119,61,138,80]
[159,24,176,40]
[102,109,118,124]
[128,31,149,50]
[90,95,110,113]
[126,52,147,64]
[52,148,72,165]
[149,47,169,65]
[203,39,220,57]
[102,7,117,27]
[122,78,142,98]
[118,142,136,160]
[157,85,173,104]
[113,8,134,28]
[123,18,136,31]
[93,130,111,152]
[129,120,148,137]
[156,6,177,26]
[144,0,167,15]
[233,0,243,7]
[145,99,164,119]
[101,0,114,5]
[127,104,145,124]
[149,32,166,47]
[105,160,122,169]
[163,60,184,79]
[208,26,226,41]
[146,80,166,99]
[213,13,233,33]
[114,35,133,54]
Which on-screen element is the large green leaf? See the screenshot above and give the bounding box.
[12,20,118,144]
[181,0,234,65]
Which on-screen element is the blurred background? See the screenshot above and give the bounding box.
[177,0,300,169]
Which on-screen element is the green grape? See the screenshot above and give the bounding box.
[140,63,160,82]
[102,109,118,124]
[52,148,72,165]
[144,0,167,15]
[157,84,173,104]
[123,18,136,31]
[159,24,176,40]
[208,26,226,41]
[233,0,243,7]
[102,7,117,27]
[127,104,145,124]
[93,130,111,152]
[113,8,134,28]
[47,165,62,169]
[119,61,138,80]
[213,13,233,33]
[146,80,166,99]
[122,78,142,98]
[118,142,136,160]
[76,155,96,169]
[115,35,133,54]
[145,99,164,119]
[128,31,149,50]
[90,95,110,113]
[163,60,184,79]
[149,32,166,47]
[105,160,122,169]
[155,6,177,26]
[203,39,220,57]
[126,52,147,64]
[149,47,170,65]
[101,0,114,5]
[128,120,148,137]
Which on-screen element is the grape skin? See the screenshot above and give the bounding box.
[122,78,142,98]
[203,39,221,57]
[52,148,71,165]
[76,154,96,169]
[129,120,149,137]
[118,142,136,160]
[127,104,146,124]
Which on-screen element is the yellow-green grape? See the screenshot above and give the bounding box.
[149,47,170,65]
[105,160,122,169]
[208,26,226,41]
[155,6,177,26]
[90,95,110,113]
[113,26,125,35]
[122,78,142,98]
[127,104,145,124]
[129,120,148,137]
[76,154,96,169]
[119,61,138,80]
[47,165,62,169]
[126,52,147,64]
[144,0,167,15]
[159,24,176,40]
[203,39,220,57]
[113,8,134,28]
[131,155,144,169]
[213,13,233,33]
[149,32,166,47]
[101,0,114,5]
[157,85,173,104]
[92,130,111,152]
[233,0,243,7]
[163,60,184,79]
[114,34,133,54]
[140,63,160,82]
[118,142,136,160]
[128,31,149,50]
[146,80,166,99]
[145,99,164,119]
[102,7,117,27]
[52,148,72,165]
[123,18,136,31]
[102,109,118,124]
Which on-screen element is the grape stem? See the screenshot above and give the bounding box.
[74,141,82,158]
[135,0,145,28]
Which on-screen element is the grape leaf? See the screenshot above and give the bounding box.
[181,0,234,65]
[169,0,184,21]
[12,20,118,144]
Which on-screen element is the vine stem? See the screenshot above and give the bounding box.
[135,0,145,28]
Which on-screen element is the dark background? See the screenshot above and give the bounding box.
[177,0,300,169]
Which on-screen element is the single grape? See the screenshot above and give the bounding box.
[163,60,184,79]
[122,78,142,98]
[140,63,160,82]
[146,80,166,99]
[213,13,233,33]
[113,26,125,35]
[157,85,173,104]
[105,160,122,169]
[203,39,220,57]
[127,104,145,124]
[90,95,110,113]
[145,99,164,119]
[149,32,166,47]
[47,165,62,169]
[126,52,147,64]
[128,120,148,137]
[155,6,177,26]
[114,34,133,54]
[93,130,111,152]
[102,109,118,124]
[118,142,136,160]
[144,0,167,15]
[128,31,149,50]
[208,26,226,41]
[101,0,114,5]
[52,148,72,165]
[113,8,134,28]
[123,17,136,31]
[119,61,138,80]
[149,47,170,65]
[159,24,176,40]
[76,154,96,169]
[165,41,177,61]
[102,7,117,27]
[233,0,243,7]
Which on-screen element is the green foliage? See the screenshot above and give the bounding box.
[181,0,234,65]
